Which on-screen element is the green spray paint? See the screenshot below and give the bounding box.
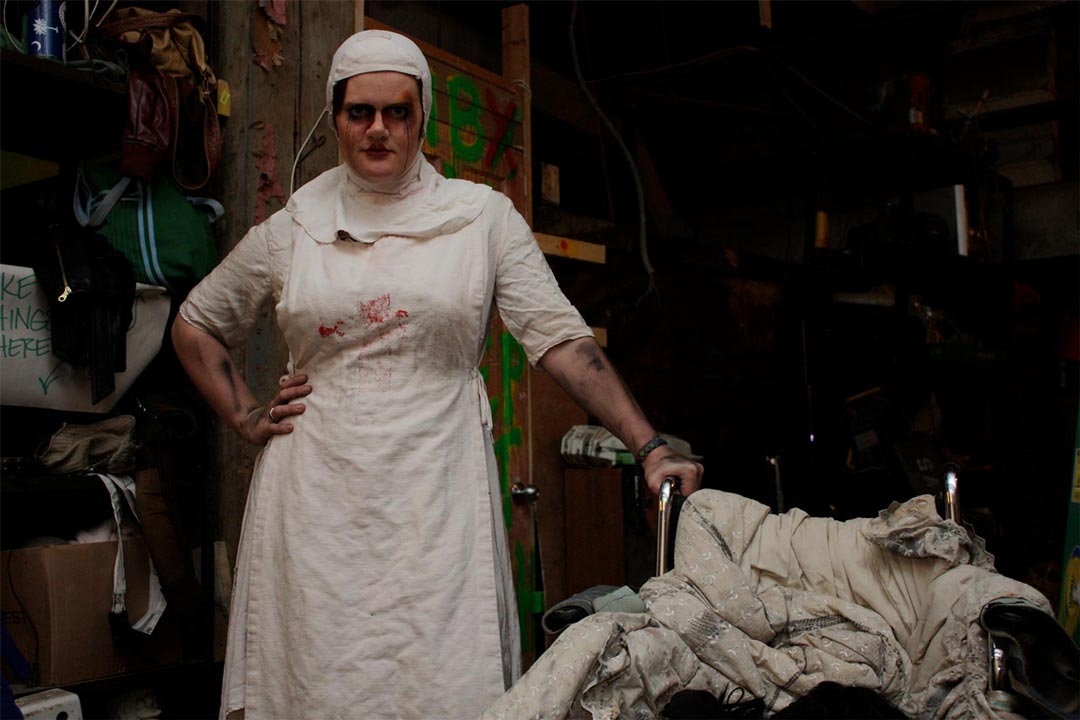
[500,331,525,429]
[493,427,522,527]
[513,540,544,659]
[447,75,485,163]
[488,332,526,527]
[426,68,439,148]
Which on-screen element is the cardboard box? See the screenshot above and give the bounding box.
[1,538,182,686]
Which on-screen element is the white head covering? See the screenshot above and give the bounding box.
[287,29,490,244]
[326,30,434,143]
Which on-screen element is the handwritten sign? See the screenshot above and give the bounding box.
[0,265,171,413]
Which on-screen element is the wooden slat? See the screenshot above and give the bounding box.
[532,61,600,136]
[535,233,607,264]
[430,64,522,122]
[592,327,608,348]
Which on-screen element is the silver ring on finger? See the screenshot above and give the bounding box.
[268,406,278,422]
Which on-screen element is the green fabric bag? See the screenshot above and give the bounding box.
[74,163,222,290]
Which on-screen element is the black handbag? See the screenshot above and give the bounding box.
[32,223,136,405]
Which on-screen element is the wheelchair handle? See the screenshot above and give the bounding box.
[657,476,681,575]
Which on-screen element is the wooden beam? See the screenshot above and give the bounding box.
[354,0,364,32]
[532,61,600,136]
[535,233,607,264]
[592,327,608,347]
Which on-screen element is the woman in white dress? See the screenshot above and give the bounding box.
[172,30,703,720]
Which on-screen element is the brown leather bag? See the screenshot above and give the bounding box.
[102,8,215,86]
[103,8,221,191]
[119,68,175,183]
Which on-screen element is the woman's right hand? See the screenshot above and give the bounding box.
[240,373,313,446]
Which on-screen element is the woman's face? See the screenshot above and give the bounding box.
[335,71,422,184]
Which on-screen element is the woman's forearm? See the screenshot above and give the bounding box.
[538,336,704,495]
[538,337,656,455]
[171,315,261,436]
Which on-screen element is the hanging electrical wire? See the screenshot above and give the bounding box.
[568,0,657,300]
[290,107,329,197]
[66,0,99,53]
[64,0,119,52]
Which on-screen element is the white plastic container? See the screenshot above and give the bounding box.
[15,688,83,720]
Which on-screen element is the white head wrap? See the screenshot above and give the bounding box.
[287,29,491,244]
[326,30,434,143]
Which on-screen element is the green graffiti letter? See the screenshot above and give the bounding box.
[447,75,484,163]
[493,426,522,526]
[426,67,439,148]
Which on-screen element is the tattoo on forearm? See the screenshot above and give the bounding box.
[576,343,606,372]
[549,341,641,445]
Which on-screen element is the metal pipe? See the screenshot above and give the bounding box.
[767,455,784,513]
[657,477,680,575]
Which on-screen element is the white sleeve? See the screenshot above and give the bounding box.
[492,198,593,366]
[178,220,276,349]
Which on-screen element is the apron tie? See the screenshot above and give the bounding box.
[471,368,493,431]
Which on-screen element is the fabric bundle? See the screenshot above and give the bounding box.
[483,491,1072,720]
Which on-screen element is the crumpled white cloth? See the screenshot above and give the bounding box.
[482,491,1052,720]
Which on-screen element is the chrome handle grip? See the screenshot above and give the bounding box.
[657,477,680,576]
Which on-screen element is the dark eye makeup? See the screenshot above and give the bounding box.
[345,104,411,122]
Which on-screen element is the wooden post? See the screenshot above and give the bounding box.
[502,4,531,226]
[208,0,354,622]
[500,2,542,668]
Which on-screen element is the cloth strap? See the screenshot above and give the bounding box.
[73,167,131,228]
[472,368,492,431]
[95,473,169,635]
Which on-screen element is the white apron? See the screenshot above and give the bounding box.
[181,167,593,719]
[226,220,512,719]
